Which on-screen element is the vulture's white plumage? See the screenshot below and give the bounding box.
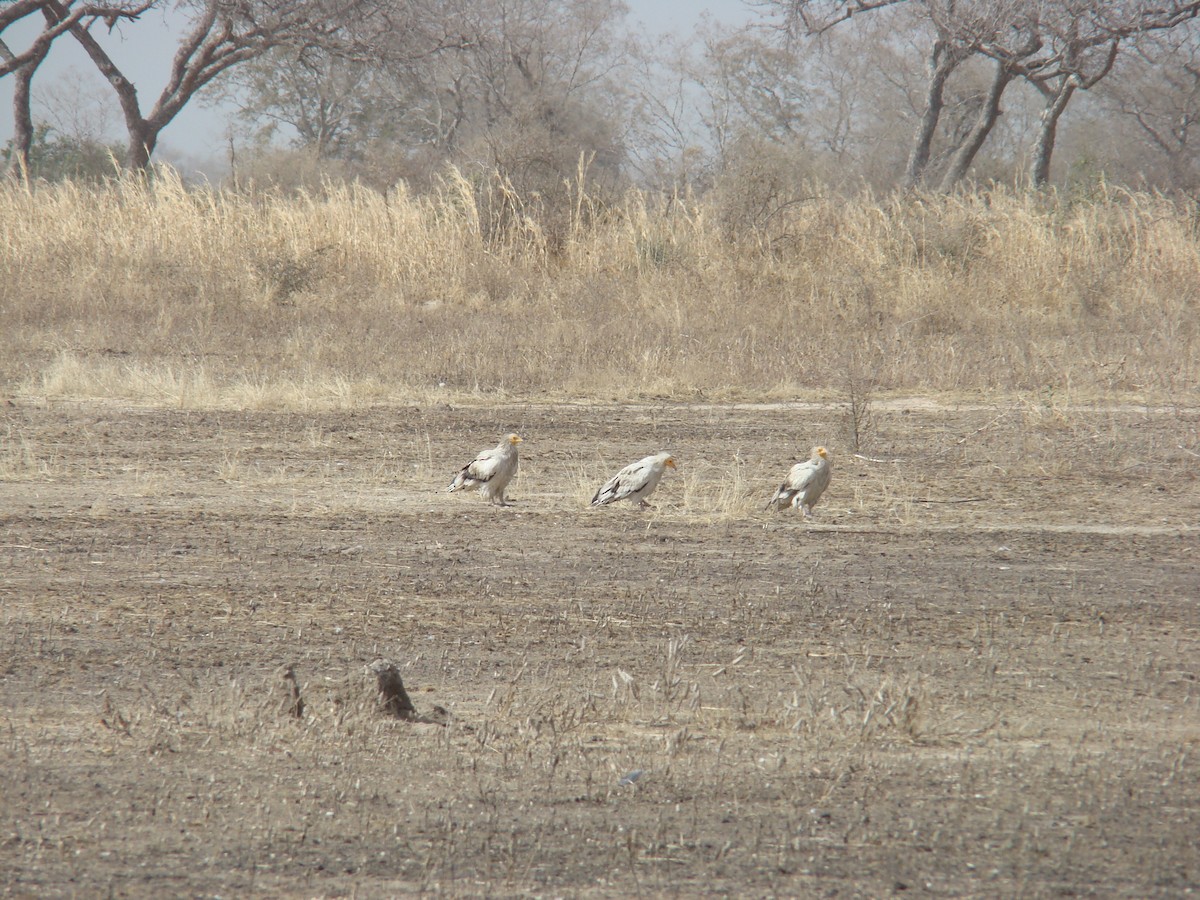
[766,446,831,516]
[591,451,677,508]
[448,433,522,506]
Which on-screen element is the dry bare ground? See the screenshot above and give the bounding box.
[1,396,1197,897]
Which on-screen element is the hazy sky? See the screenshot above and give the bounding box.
[0,1,754,169]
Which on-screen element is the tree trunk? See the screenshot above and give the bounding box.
[124,119,157,170]
[938,59,1014,191]
[8,60,38,177]
[2,35,48,178]
[37,0,155,170]
[66,23,154,169]
[902,39,965,189]
[1028,42,1117,187]
[1030,78,1077,186]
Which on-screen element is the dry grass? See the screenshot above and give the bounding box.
[676,452,761,520]
[0,425,56,479]
[1,170,1196,408]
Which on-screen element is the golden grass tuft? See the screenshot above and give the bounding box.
[676,453,761,521]
[0,426,57,479]
[1,170,1197,407]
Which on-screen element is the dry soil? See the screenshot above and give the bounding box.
[1,398,1197,897]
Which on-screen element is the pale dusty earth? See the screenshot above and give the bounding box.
[1,397,1197,898]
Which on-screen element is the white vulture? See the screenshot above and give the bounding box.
[448,433,522,506]
[766,446,832,516]
[591,451,677,509]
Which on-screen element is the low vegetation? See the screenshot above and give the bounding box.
[1,170,1197,408]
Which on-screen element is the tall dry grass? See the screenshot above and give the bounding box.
[1,168,1196,408]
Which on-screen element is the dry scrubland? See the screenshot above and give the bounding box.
[0,170,1198,404]
[1,173,1199,897]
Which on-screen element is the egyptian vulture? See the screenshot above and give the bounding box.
[591,451,677,508]
[766,446,831,516]
[448,433,522,506]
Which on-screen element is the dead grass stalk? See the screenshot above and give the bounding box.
[1,172,1197,406]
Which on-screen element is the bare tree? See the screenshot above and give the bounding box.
[935,56,1017,188]
[226,0,636,194]
[761,0,1008,188]
[1,28,50,177]
[902,34,971,187]
[1,0,150,174]
[218,45,386,160]
[763,0,1200,189]
[624,39,707,190]
[704,0,1200,191]
[432,0,634,189]
[771,0,905,36]
[4,0,380,171]
[1099,32,1200,191]
[967,0,1200,185]
[0,0,150,77]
